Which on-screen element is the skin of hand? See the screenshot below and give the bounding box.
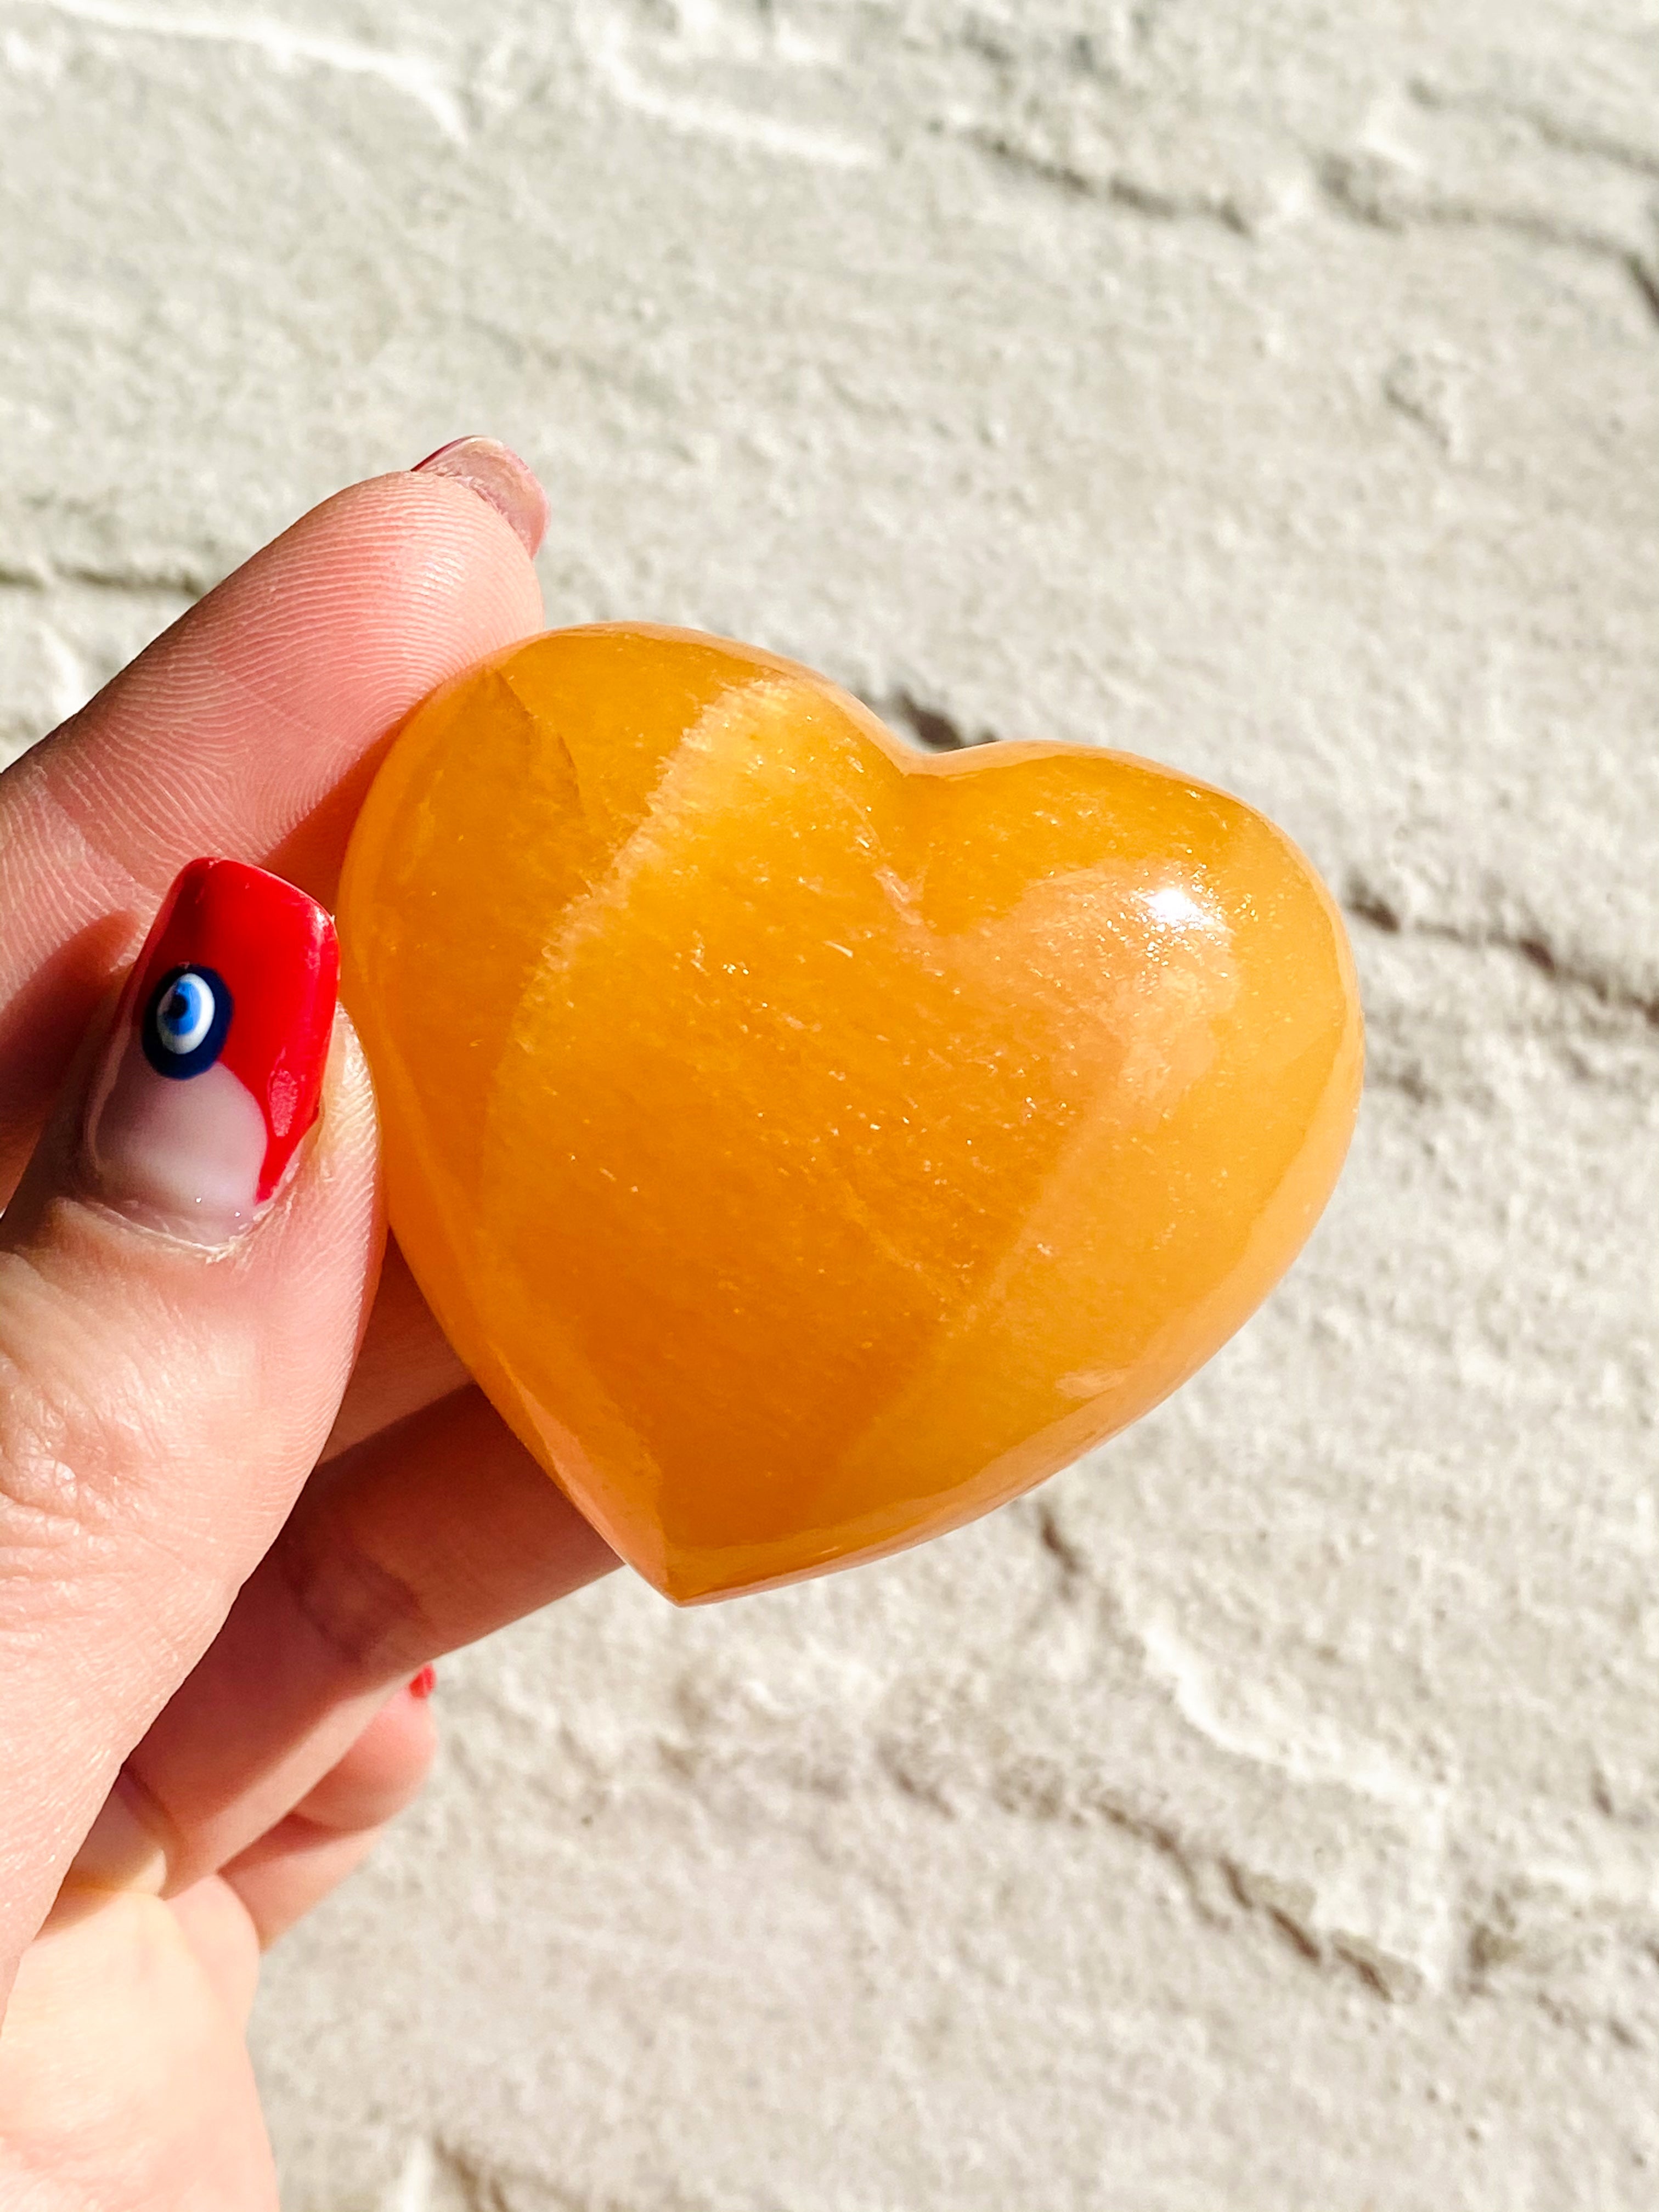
[0,445,619,2208]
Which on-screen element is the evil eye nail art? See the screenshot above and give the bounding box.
[142,964,233,1078]
[84,859,338,1242]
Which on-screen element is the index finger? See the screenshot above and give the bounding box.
[0,445,547,1193]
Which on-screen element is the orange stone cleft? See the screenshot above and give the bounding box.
[338,626,1362,1602]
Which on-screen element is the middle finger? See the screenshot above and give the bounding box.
[320,1237,470,1463]
[93,1387,618,1897]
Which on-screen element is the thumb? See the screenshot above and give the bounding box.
[0,859,379,1983]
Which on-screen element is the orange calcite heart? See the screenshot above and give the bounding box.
[338,627,1361,1602]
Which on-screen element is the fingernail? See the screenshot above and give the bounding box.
[82,859,338,1245]
[412,436,549,557]
[409,1664,437,1700]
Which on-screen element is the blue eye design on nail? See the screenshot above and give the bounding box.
[142,964,233,1080]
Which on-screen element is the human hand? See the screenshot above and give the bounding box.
[0,445,617,2205]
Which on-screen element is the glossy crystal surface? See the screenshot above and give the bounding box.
[339,627,1362,1601]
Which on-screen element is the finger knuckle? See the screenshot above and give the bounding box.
[271,1500,436,1683]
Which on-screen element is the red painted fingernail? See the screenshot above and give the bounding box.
[409,1664,437,1700]
[83,859,338,1245]
[411,436,548,557]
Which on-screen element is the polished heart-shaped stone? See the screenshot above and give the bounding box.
[338,627,1361,1601]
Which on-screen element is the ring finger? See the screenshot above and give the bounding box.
[219,1672,441,1949]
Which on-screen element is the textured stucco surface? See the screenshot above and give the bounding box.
[4,2,1659,2204]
